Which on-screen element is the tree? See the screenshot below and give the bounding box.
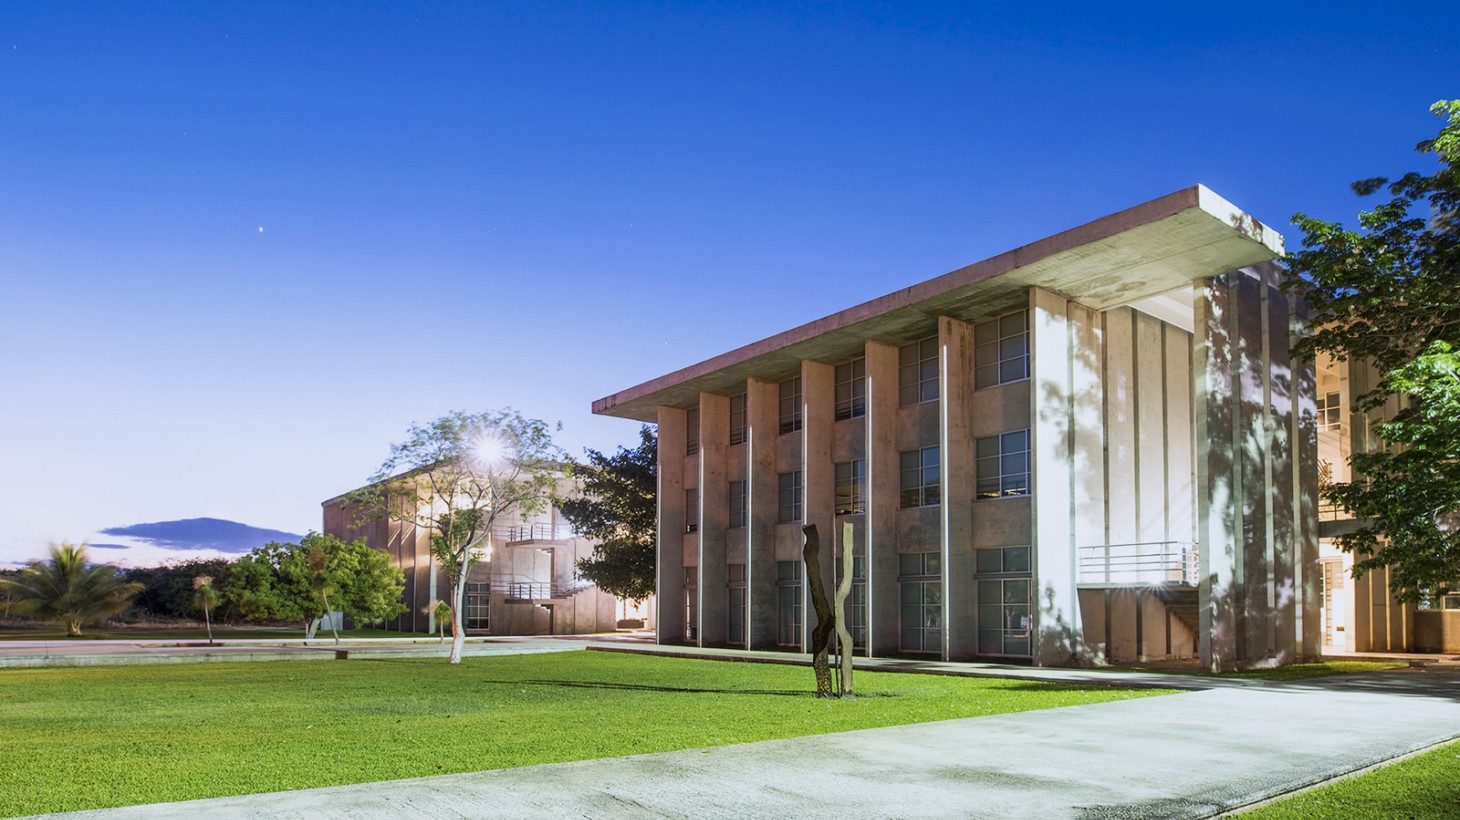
[1286,100,1460,601]
[347,409,565,663]
[192,575,218,644]
[0,542,143,636]
[223,533,406,642]
[126,557,234,622]
[558,425,657,604]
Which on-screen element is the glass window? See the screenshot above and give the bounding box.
[778,470,803,522]
[729,393,747,446]
[685,407,700,456]
[779,376,803,434]
[1316,392,1342,431]
[727,563,747,646]
[899,446,940,508]
[835,459,866,515]
[683,566,698,642]
[728,480,747,528]
[975,309,1030,389]
[898,552,942,653]
[976,430,1030,499]
[776,561,803,649]
[899,336,939,405]
[465,582,490,630]
[977,577,1032,657]
[684,488,700,533]
[835,357,866,421]
[975,546,1031,575]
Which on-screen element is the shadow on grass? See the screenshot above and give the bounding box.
[476,678,812,697]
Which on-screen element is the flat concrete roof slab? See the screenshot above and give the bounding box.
[594,185,1283,422]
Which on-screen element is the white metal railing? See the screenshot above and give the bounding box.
[495,522,576,543]
[1076,541,1199,586]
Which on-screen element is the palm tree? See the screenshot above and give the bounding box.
[192,575,218,645]
[0,542,143,636]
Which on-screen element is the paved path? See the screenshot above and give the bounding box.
[34,660,1460,819]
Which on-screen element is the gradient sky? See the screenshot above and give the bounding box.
[1,2,1456,566]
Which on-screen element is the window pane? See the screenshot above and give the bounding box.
[1004,547,1030,573]
[976,437,999,459]
[899,554,921,576]
[975,321,996,345]
[976,549,1002,574]
[925,553,941,576]
[1000,311,1026,337]
[1005,579,1030,604]
[979,629,1002,654]
[1000,358,1026,383]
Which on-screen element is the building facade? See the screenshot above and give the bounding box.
[322,487,649,637]
[594,186,1325,671]
[1316,355,1460,654]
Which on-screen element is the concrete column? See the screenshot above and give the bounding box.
[656,406,688,645]
[938,316,977,660]
[1235,272,1269,661]
[802,360,835,651]
[745,378,778,649]
[1029,288,1085,665]
[697,392,730,646]
[1195,264,1311,671]
[864,340,899,657]
[1291,303,1322,659]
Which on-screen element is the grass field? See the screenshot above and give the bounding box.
[0,624,430,641]
[0,650,1170,816]
[1242,738,1460,819]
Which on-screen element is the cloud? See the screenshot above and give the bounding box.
[97,518,304,554]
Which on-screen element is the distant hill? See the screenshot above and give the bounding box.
[93,518,305,554]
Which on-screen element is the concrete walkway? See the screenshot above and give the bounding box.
[35,656,1460,819]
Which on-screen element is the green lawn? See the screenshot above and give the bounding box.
[1241,739,1460,819]
[0,624,429,641]
[0,651,1170,816]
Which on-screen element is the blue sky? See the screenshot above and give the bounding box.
[1,2,1455,566]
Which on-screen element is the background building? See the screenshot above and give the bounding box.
[1316,355,1460,654]
[322,483,651,637]
[594,186,1323,671]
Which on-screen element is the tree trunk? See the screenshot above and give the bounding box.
[801,525,836,698]
[833,521,855,696]
[449,554,470,664]
[65,618,82,637]
[322,592,341,645]
[203,604,213,646]
[305,617,321,641]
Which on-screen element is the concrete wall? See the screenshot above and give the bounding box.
[1415,611,1460,653]
[1194,264,1320,671]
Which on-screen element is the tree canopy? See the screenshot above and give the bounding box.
[1287,100,1460,601]
[0,542,143,636]
[558,425,657,604]
[347,409,565,662]
[224,533,406,640]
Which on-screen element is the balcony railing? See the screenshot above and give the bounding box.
[503,579,592,600]
[1077,541,1199,586]
[496,523,576,543]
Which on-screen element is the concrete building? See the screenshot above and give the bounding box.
[1316,355,1460,654]
[322,483,650,637]
[593,186,1326,671]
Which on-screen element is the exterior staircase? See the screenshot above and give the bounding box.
[1152,585,1200,635]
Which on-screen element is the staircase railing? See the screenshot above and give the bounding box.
[1076,541,1199,586]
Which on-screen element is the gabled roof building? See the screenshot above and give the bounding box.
[594,186,1322,671]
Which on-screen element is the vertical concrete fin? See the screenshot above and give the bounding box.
[1030,287,1084,666]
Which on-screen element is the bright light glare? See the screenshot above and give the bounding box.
[468,430,508,471]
